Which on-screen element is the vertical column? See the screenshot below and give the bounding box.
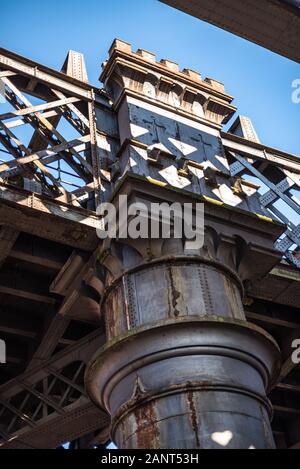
[86,234,281,449]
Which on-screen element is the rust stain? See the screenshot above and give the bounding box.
[134,400,160,449]
[260,404,274,448]
[223,275,245,320]
[128,377,161,448]
[121,420,127,449]
[187,390,200,448]
[105,293,116,339]
[168,267,181,317]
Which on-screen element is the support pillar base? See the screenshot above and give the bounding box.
[86,317,281,449]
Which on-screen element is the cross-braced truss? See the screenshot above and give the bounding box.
[222,125,300,269]
[0,48,299,449]
[0,48,109,209]
[0,48,114,449]
[0,330,109,449]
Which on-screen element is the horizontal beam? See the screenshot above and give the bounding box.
[0,325,36,339]
[0,285,56,304]
[0,135,91,176]
[9,249,64,271]
[274,405,300,416]
[222,132,300,173]
[246,312,300,330]
[277,383,300,394]
[0,96,80,121]
[0,71,16,78]
[0,400,109,449]
[4,110,59,130]
[0,48,108,105]
[0,329,104,399]
[0,183,100,251]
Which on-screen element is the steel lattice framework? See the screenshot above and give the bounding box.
[0,41,299,449]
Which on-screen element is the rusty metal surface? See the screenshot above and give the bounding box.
[0,39,299,449]
[0,47,117,210]
[103,259,245,341]
[0,329,107,448]
[86,318,280,448]
[86,39,300,449]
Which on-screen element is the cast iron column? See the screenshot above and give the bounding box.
[86,39,283,449]
[86,234,281,449]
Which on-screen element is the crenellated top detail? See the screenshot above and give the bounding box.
[100,38,236,127]
[105,39,227,92]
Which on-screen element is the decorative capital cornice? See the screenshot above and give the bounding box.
[100,39,237,127]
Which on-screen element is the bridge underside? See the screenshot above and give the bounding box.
[161,0,300,63]
[0,42,299,449]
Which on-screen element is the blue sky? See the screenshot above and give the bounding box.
[1,0,299,155]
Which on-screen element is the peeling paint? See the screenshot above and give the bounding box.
[168,267,181,317]
[134,401,160,449]
[187,390,201,448]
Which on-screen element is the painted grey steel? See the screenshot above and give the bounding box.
[87,318,280,449]
[1,39,299,449]
[227,151,300,269]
